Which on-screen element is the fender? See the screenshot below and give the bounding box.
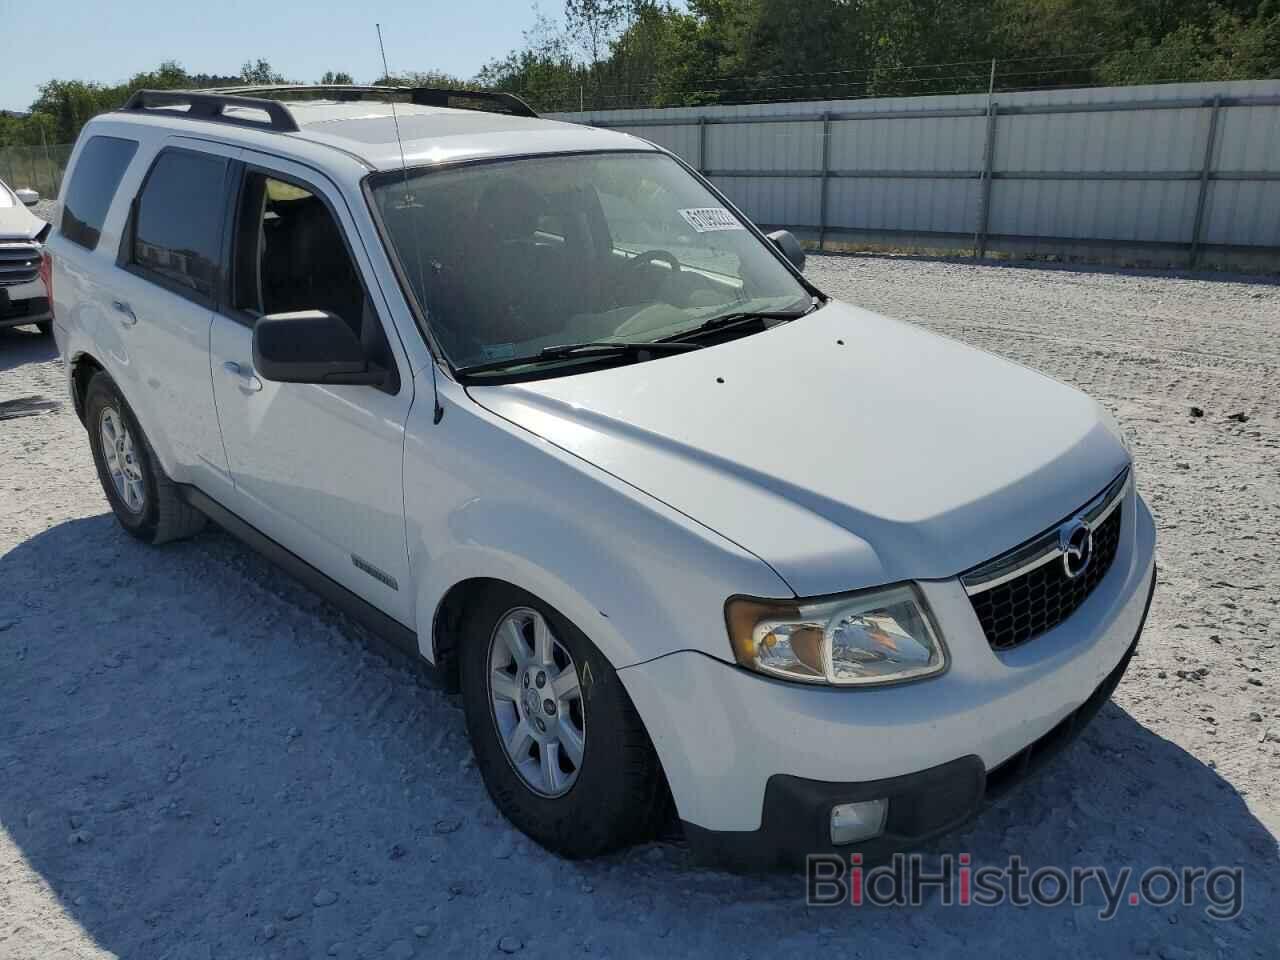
[67,334,182,483]
[405,379,793,671]
[417,508,674,671]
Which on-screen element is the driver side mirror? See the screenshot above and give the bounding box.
[15,187,39,207]
[253,310,388,387]
[766,229,806,273]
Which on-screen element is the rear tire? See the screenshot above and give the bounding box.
[85,372,206,544]
[459,583,668,858]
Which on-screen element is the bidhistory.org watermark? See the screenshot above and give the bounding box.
[806,853,1244,920]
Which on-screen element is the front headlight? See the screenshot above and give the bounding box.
[725,584,946,687]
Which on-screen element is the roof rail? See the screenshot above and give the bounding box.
[121,90,300,132]
[406,87,538,118]
[204,84,539,119]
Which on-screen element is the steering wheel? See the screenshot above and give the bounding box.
[627,249,681,274]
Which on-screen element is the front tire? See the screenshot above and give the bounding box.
[85,372,206,544]
[459,584,668,858]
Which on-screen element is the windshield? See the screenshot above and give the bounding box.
[370,152,810,374]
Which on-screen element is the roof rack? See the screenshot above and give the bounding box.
[407,87,538,118]
[121,89,301,132]
[119,85,539,136]
[203,84,539,119]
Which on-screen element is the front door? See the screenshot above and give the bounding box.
[208,154,415,625]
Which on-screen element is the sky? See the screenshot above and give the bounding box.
[0,0,543,112]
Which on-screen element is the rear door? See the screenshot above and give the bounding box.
[208,154,415,625]
[92,139,240,500]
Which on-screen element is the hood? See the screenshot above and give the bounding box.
[0,201,46,241]
[468,301,1129,597]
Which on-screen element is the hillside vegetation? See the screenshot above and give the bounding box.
[2,0,1277,146]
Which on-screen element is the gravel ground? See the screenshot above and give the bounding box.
[1,255,1278,958]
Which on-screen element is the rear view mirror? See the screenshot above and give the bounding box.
[766,229,806,273]
[253,310,387,387]
[15,188,39,207]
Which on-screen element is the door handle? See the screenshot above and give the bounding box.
[223,360,263,393]
[112,300,137,326]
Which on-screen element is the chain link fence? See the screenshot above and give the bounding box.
[0,143,74,199]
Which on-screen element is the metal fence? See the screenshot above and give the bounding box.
[0,143,74,200]
[552,79,1280,270]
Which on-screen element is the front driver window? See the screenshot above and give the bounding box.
[232,173,395,378]
[234,175,362,328]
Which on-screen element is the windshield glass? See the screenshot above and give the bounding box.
[370,152,810,373]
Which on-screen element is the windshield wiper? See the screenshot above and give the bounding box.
[540,340,702,359]
[457,340,701,376]
[662,301,821,343]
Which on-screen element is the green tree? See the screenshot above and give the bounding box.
[1099,5,1280,82]
[5,2,1280,148]
[373,69,469,87]
[565,0,626,65]
[320,71,355,85]
[240,59,286,84]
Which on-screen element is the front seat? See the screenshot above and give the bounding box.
[287,197,366,333]
[461,178,569,345]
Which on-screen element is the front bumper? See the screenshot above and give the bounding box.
[684,598,1149,870]
[0,278,51,329]
[619,489,1157,869]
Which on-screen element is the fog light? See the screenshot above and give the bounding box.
[830,799,888,845]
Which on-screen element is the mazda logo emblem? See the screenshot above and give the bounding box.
[1059,519,1094,579]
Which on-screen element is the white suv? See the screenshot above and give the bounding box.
[46,86,1156,869]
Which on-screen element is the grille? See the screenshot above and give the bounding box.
[0,243,41,286]
[969,504,1122,651]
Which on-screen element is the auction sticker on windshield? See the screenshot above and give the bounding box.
[678,207,746,233]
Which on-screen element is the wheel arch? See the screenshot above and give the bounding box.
[431,576,505,694]
[425,557,630,695]
[69,348,179,479]
[69,350,105,424]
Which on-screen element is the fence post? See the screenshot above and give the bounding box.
[818,112,832,252]
[1189,95,1222,270]
[697,117,708,175]
[40,128,55,197]
[974,101,999,259]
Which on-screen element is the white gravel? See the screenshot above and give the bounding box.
[2,255,1278,958]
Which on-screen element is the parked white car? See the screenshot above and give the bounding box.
[46,86,1156,869]
[0,177,51,334]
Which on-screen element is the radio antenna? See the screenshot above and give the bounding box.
[376,23,443,423]
[377,24,412,192]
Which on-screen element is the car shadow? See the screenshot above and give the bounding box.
[0,325,58,376]
[1,515,1275,957]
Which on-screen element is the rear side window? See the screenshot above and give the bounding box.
[61,136,138,250]
[130,149,228,301]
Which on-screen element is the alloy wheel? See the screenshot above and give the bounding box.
[487,606,586,797]
[99,406,145,513]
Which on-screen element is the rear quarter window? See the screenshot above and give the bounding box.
[129,149,228,301]
[61,136,139,250]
